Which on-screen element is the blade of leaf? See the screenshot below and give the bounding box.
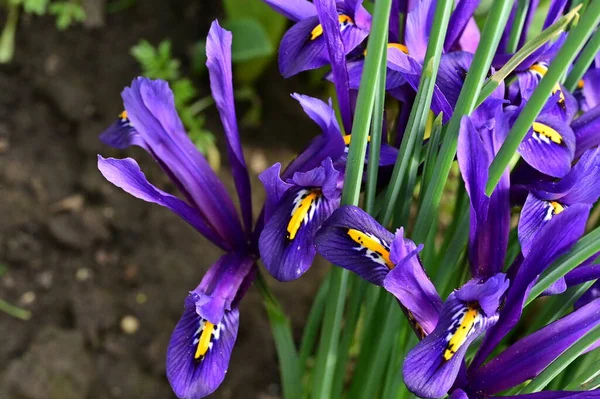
[564,26,600,91]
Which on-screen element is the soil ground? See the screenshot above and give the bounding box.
[0,2,327,398]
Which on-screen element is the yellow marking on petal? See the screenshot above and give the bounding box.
[388,43,409,54]
[347,228,394,269]
[287,191,320,240]
[578,79,585,89]
[119,110,128,120]
[529,63,548,77]
[552,83,566,105]
[310,14,353,40]
[550,201,565,215]
[343,134,371,146]
[532,122,563,144]
[443,307,479,361]
[194,321,215,360]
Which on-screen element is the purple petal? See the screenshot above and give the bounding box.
[404,0,435,63]
[259,186,339,281]
[314,0,352,132]
[120,77,244,248]
[518,114,576,178]
[573,105,600,158]
[581,69,600,111]
[458,18,480,53]
[167,303,239,399]
[518,194,564,256]
[566,260,600,289]
[444,0,479,52]
[192,253,255,323]
[472,204,591,371]
[284,94,346,177]
[99,111,146,150]
[437,52,473,108]
[470,298,600,394]
[206,21,253,233]
[543,0,568,29]
[262,0,316,21]
[314,205,394,285]
[97,156,229,251]
[383,228,442,335]
[278,11,368,78]
[259,163,294,221]
[404,276,507,399]
[387,47,453,121]
[575,280,600,310]
[290,158,341,200]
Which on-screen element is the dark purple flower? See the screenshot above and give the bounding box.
[264,0,371,78]
[98,21,258,399]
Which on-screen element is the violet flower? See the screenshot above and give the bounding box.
[99,21,257,399]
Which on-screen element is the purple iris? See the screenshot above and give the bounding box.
[263,0,372,79]
[98,21,258,399]
[314,94,600,397]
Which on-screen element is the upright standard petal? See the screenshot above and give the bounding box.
[262,0,316,21]
[314,0,352,132]
[167,302,239,399]
[206,21,253,233]
[469,298,600,395]
[119,77,245,248]
[403,275,509,399]
[259,163,294,221]
[472,205,590,371]
[573,105,600,158]
[444,0,479,52]
[315,205,395,285]
[98,156,229,251]
[259,159,341,281]
[404,0,434,63]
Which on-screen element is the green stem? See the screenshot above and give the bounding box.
[526,225,600,305]
[486,0,600,195]
[298,274,330,369]
[506,0,530,54]
[380,0,453,227]
[255,272,301,399]
[0,297,31,321]
[0,3,19,64]
[412,0,513,242]
[312,1,392,397]
[564,26,600,91]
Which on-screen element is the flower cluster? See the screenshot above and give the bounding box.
[97,0,600,398]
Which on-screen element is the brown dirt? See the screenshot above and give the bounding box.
[0,2,327,398]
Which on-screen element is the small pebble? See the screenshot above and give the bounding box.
[120,315,140,334]
[76,267,92,282]
[20,291,36,305]
[135,292,147,305]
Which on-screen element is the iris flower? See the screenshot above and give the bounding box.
[314,97,599,397]
[263,0,372,79]
[98,21,260,399]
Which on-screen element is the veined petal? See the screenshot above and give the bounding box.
[403,275,508,399]
[259,163,294,221]
[262,0,316,21]
[518,114,575,178]
[581,69,600,111]
[383,228,442,335]
[573,105,600,158]
[192,253,255,323]
[290,158,341,200]
[437,52,473,109]
[206,21,253,233]
[458,17,480,53]
[167,302,239,399]
[470,298,600,395]
[259,186,339,281]
[404,0,434,63]
[472,204,590,371]
[97,156,229,251]
[314,0,352,132]
[278,12,368,78]
[285,94,346,176]
[518,194,567,257]
[444,0,479,52]
[314,205,394,285]
[387,47,453,121]
[120,77,244,247]
[99,110,146,150]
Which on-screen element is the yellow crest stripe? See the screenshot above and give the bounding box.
[310,15,354,41]
[347,228,394,269]
[532,122,563,144]
[195,321,215,359]
[287,191,320,240]
[443,308,479,361]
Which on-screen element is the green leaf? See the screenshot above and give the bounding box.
[49,2,86,30]
[22,0,49,15]
[130,40,180,81]
[564,25,600,91]
[222,18,274,63]
[171,79,198,108]
[0,298,31,320]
